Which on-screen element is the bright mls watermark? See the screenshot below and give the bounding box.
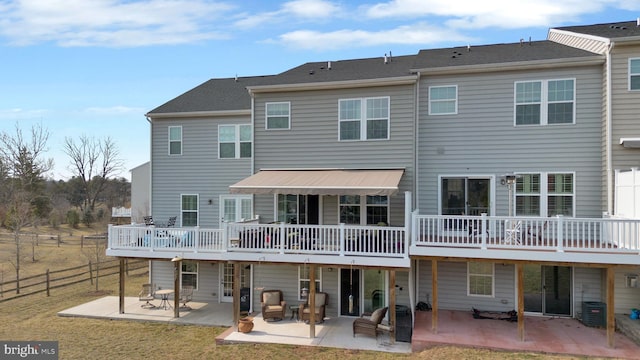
[2,341,58,359]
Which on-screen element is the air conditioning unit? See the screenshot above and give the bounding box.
[582,301,606,327]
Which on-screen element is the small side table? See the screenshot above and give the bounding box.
[289,305,300,321]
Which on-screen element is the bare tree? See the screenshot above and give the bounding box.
[63,135,124,212]
[5,190,32,294]
[82,236,108,292]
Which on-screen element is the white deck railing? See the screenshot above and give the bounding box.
[413,214,640,254]
[108,222,407,258]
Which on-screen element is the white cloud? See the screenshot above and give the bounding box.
[0,0,235,47]
[234,0,342,29]
[364,0,612,28]
[276,22,472,50]
[82,106,146,116]
[0,108,50,120]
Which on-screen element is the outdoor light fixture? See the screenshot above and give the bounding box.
[171,255,183,262]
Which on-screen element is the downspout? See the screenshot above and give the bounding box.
[414,72,420,210]
[409,72,420,327]
[606,42,614,214]
[250,93,256,175]
[145,115,153,284]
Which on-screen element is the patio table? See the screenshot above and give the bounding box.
[156,289,174,310]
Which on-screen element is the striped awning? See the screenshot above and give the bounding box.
[229,169,404,196]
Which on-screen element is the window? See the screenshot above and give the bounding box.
[630,58,640,90]
[181,261,198,290]
[219,124,251,159]
[181,194,198,226]
[298,266,321,301]
[468,262,494,297]
[221,195,253,223]
[429,85,457,115]
[515,79,574,125]
[266,102,290,129]
[339,97,389,140]
[168,126,182,155]
[339,195,389,225]
[278,194,303,224]
[515,173,574,217]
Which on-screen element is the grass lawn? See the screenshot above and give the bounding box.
[0,225,584,359]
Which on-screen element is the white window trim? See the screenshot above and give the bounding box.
[168,126,182,155]
[467,262,495,297]
[218,124,251,159]
[181,261,199,291]
[629,58,640,91]
[515,171,576,217]
[180,193,199,227]
[514,79,576,126]
[266,102,291,130]
[428,85,458,115]
[338,195,391,225]
[298,266,322,301]
[338,96,390,141]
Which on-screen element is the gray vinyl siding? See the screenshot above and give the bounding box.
[250,264,338,317]
[151,260,221,302]
[151,116,253,228]
[251,84,415,224]
[417,66,604,217]
[416,260,515,312]
[574,267,603,317]
[610,46,640,172]
[614,267,640,314]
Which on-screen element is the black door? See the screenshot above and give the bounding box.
[340,268,360,316]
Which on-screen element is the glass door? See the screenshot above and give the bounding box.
[441,177,490,233]
[524,265,572,316]
[220,263,249,303]
[340,268,360,316]
[220,195,253,226]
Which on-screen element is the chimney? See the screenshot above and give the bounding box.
[467,44,471,52]
[328,61,331,70]
[384,53,388,64]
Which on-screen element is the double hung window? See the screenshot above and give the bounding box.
[266,102,290,129]
[219,124,251,158]
[168,126,182,155]
[515,79,575,125]
[630,58,640,90]
[339,97,389,140]
[515,173,574,217]
[429,85,457,115]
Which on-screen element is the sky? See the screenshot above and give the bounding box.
[1,0,639,181]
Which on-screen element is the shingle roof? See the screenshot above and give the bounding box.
[147,75,276,115]
[556,20,640,39]
[265,54,417,85]
[412,40,599,70]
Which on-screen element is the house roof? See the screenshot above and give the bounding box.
[263,54,418,85]
[146,75,276,115]
[555,20,640,40]
[412,40,600,71]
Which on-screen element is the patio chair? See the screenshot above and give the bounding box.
[504,220,522,245]
[299,292,328,324]
[527,221,548,244]
[261,289,286,321]
[139,283,156,308]
[166,216,177,227]
[143,216,154,226]
[353,306,388,338]
[180,285,194,310]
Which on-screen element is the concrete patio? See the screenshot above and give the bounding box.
[412,310,640,359]
[58,297,640,357]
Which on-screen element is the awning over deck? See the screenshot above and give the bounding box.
[229,169,404,196]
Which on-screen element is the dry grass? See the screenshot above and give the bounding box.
[0,225,586,359]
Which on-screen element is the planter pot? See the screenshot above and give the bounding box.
[238,318,254,333]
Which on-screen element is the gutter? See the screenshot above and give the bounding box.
[247,75,418,94]
[145,116,153,217]
[606,41,614,214]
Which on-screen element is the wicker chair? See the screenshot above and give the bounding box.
[261,290,286,321]
[180,285,194,310]
[353,306,388,338]
[299,292,328,323]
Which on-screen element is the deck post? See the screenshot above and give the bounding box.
[607,266,615,348]
[309,264,316,338]
[173,258,181,318]
[517,263,525,341]
[233,262,241,331]
[339,223,345,256]
[556,215,564,252]
[431,259,438,333]
[119,258,125,314]
[390,270,396,344]
[480,213,487,250]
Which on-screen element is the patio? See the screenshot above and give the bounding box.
[412,310,640,359]
[58,297,640,357]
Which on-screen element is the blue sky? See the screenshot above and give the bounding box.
[1,0,639,180]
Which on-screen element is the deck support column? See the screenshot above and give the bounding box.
[309,264,316,338]
[390,270,396,344]
[119,258,125,314]
[233,262,241,331]
[431,260,438,333]
[173,258,181,318]
[517,263,524,341]
[607,266,615,348]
